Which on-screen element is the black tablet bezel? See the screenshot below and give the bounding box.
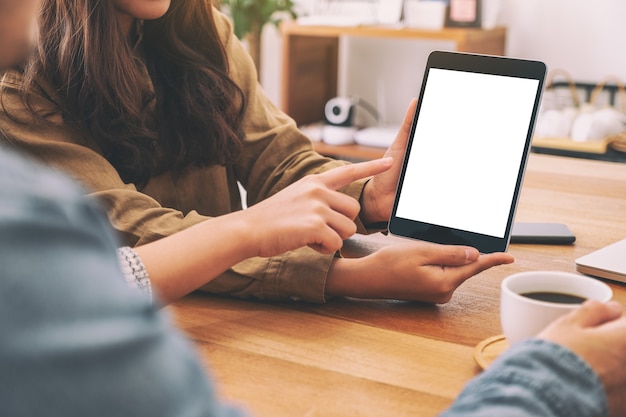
[388,51,546,253]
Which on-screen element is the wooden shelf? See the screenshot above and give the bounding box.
[532,136,609,154]
[314,138,626,164]
[281,22,507,44]
[312,141,386,161]
[281,22,507,125]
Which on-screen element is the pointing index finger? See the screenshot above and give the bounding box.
[317,157,393,190]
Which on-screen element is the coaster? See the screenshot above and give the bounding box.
[474,335,509,370]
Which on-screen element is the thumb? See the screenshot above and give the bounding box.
[419,243,480,267]
[569,300,623,328]
[386,99,417,154]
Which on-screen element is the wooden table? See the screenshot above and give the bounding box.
[169,154,626,417]
[281,23,507,126]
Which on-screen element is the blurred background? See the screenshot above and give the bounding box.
[251,0,625,126]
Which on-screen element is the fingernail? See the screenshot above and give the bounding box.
[607,301,623,315]
[465,248,479,262]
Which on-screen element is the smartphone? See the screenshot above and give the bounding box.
[510,222,576,244]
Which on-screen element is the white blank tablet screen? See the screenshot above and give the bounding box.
[395,68,539,238]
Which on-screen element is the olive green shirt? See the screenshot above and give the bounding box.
[0,10,370,303]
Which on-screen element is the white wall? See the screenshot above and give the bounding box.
[261,0,626,125]
[499,0,626,81]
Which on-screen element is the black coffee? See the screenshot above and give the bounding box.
[520,291,586,304]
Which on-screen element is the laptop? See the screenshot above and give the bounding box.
[575,238,626,283]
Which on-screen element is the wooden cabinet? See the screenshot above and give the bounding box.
[281,22,507,126]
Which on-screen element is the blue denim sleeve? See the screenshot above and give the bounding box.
[439,338,608,417]
[0,147,246,417]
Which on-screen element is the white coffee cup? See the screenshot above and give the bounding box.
[501,271,613,345]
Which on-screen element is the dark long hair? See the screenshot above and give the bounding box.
[19,0,245,187]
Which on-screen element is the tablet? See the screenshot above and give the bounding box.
[389,51,546,253]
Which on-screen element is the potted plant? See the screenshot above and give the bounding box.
[220,0,298,79]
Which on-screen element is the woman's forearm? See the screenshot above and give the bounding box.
[325,257,373,299]
[134,210,257,304]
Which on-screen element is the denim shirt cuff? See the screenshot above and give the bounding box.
[440,338,608,417]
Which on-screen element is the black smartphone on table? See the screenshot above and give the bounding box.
[510,222,576,244]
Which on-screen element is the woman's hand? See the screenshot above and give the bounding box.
[538,300,626,417]
[326,240,514,303]
[245,157,393,258]
[360,99,417,225]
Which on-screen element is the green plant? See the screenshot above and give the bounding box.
[220,0,298,77]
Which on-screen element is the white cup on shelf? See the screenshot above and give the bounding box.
[482,0,503,29]
[404,0,446,30]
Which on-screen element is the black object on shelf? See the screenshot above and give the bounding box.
[550,80,623,107]
[531,146,626,163]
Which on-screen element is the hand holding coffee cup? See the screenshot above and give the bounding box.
[501,271,613,345]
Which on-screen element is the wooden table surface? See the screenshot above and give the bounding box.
[169,154,626,417]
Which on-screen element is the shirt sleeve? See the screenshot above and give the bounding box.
[117,246,153,300]
[439,338,608,417]
[0,74,211,246]
[0,146,246,417]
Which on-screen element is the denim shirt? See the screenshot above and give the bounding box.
[0,146,608,417]
[0,146,244,417]
[440,338,608,417]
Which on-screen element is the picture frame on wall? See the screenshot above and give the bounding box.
[445,0,482,28]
